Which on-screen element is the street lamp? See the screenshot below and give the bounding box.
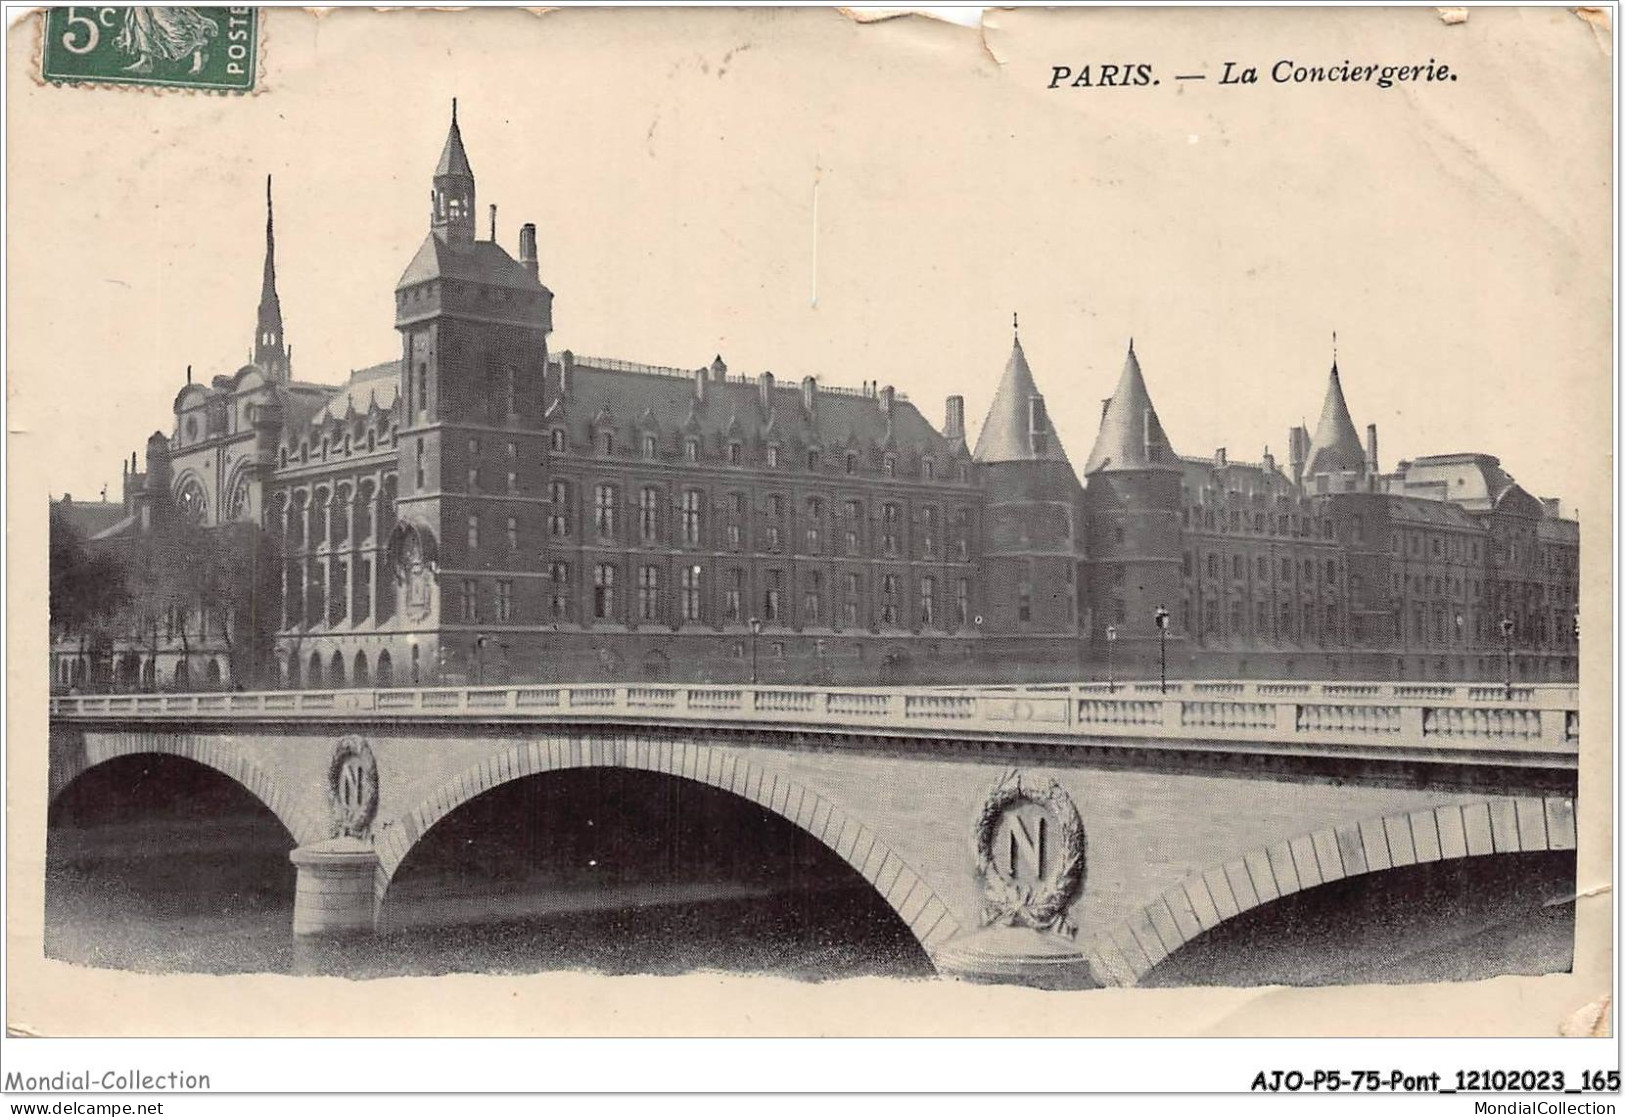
[1153,605,1170,694]
[1500,617,1514,700]
[1105,625,1118,694]
[749,616,761,685]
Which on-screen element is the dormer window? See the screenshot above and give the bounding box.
[846,453,857,475]
[883,454,896,477]
[643,433,658,459]
[601,432,615,456]
[767,445,780,469]
[728,442,742,466]
[807,449,820,472]
[550,428,566,453]
[685,438,700,462]
[924,459,935,480]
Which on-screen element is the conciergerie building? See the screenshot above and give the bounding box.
[51,107,1580,691]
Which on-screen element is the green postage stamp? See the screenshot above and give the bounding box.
[41,7,257,91]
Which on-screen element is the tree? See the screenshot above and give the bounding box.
[49,505,130,685]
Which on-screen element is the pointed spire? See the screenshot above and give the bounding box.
[973,328,1072,465]
[1083,340,1179,474]
[252,174,289,380]
[1303,347,1366,477]
[435,98,474,179]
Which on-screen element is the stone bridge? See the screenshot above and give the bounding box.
[47,679,1581,987]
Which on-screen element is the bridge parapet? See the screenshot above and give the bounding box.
[51,679,1580,766]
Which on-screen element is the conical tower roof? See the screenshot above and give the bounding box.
[435,99,474,179]
[1084,341,1179,474]
[972,332,1072,465]
[1303,360,1366,476]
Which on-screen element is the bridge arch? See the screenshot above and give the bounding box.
[1085,795,1577,987]
[372,734,962,957]
[49,733,327,848]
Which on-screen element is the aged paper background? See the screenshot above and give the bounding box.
[5,5,1613,1038]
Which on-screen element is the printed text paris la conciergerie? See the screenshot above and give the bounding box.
[1047,58,1458,89]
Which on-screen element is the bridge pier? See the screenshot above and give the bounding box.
[932,927,1102,991]
[289,838,379,937]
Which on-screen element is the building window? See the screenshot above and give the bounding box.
[550,429,566,452]
[843,573,861,628]
[506,516,518,549]
[728,524,742,550]
[882,503,899,556]
[549,562,571,619]
[803,572,822,624]
[467,515,479,552]
[845,530,859,556]
[681,489,703,546]
[883,454,896,477]
[766,525,781,552]
[461,578,478,622]
[728,442,742,466]
[593,563,617,620]
[681,564,702,622]
[594,484,618,537]
[549,480,571,537]
[807,449,820,471]
[685,438,700,462]
[506,471,518,494]
[1018,580,1032,623]
[642,433,658,459]
[416,362,427,415]
[764,570,783,623]
[845,453,857,475]
[806,527,820,554]
[638,565,660,622]
[640,486,660,543]
[495,580,513,621]
[920,577,936,627]
[881,574,899,625]
[415,439,426,488]
[924,459,935,480]
[767,445,780,469]
[600,431,615,456]
[725,569,743,623]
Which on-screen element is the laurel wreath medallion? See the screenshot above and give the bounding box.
[327,734,380,840]
[973,769,1086,939]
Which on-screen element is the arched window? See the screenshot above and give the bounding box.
[329,650,346,688]
[353,651,370,687]
[375,649,392,687]
[308,650,324,688]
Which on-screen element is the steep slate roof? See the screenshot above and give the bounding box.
[396,235,547,293]
[972,336,1072,465]
[1303,362,1367,476]
[435,108,474,179]
[1084,342,1179,474]
[554,361,955,461]
[310,361,401,426]
[54,498,129,541]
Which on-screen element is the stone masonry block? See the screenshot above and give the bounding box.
[1488,799,1522,853]
[1224,859,1260,912]
[1335,824,1368,877]
[1515,797,1550,851]
[1383,815,1417,867]
[1436,805,1469,860]
[1461,802,1494,856]
[1545,798,1577,850]
[1184,877,1221,930]
[1204,865,1240,921]
[1245,848,1280,904]
[1266,841,1301,896]
[1163,886,1203,941]
[1358,818,1392,872]
[1311,829,1345,883]
[1409,810,1442,863]
[1289,834,1323,889]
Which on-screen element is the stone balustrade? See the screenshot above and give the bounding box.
[51,679,1581,764]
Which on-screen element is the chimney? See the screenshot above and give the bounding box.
[1262,447,1276,474]
[693,367,707,403]
[759,370,776,409]
[944,395,965,440]
[1288,425,1308,485]
[801,375,817,413]
[879,384,895,415]
[559,350,574,398]
[519,222,538,279]
[1215,447,1227,467]
[1365,423,1379,474]
[489,204,497,242]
